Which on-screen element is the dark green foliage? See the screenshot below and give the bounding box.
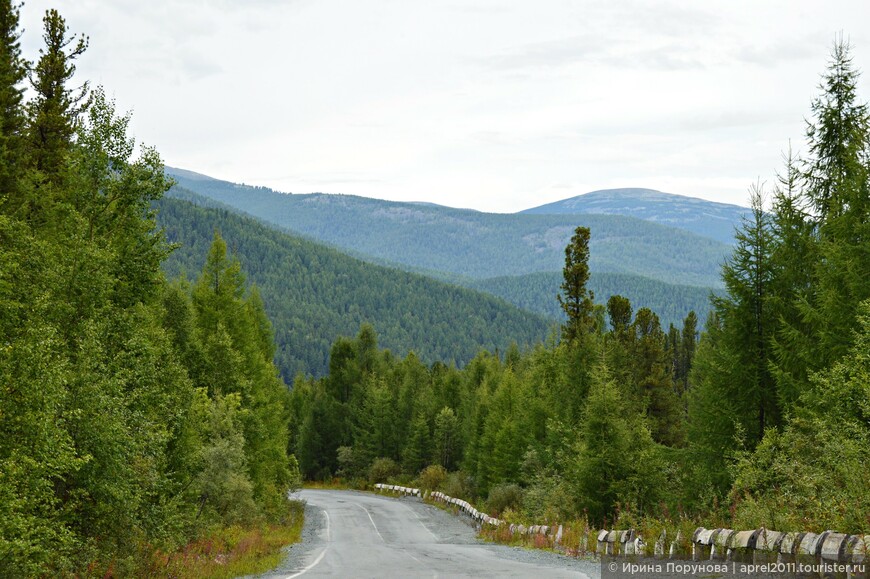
[629,308,685,447]
[157,193,553,379]
[730,302,870,533]
[25,9,88,188]
[0,8,298,574]
[712,187,779,442]
[558,226,595,341]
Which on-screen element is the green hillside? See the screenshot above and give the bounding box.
[165,169,728,288]
[156,194,554,379]
[470,271,716,329]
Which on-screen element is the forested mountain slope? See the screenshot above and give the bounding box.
[165,168,728,288]
[157,195,554,379]
[470,271,716,329]
[520,188,747,245]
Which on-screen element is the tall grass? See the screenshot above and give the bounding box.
[136,500,304,578]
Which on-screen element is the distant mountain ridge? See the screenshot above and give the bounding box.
[164,168,728,289]
[521,188,747,245]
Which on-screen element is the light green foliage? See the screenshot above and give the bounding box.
[730,301,870,533]
[193,390,257,526]
[682,312,742,510]
[418,464,447,491]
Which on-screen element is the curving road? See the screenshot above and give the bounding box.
[257,489,597,578]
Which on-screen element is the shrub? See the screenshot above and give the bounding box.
[418,464,447,491]
[368,457,401,484]
[441,470,475,500]
[487,483,524,517]
[522,476,575,522]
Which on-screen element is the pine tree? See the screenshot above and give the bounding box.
[676,310,698,397]
[803,37,870,368]
[713,185,778,442]
[26,9,89,189]
[558,226,595,341]
[804,36,869,225]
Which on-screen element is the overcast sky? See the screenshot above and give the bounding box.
[19,0,870,213]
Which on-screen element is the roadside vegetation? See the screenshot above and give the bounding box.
[0,3,301,576]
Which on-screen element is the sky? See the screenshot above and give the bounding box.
[18,0,870,213]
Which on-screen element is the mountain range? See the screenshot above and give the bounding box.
[165,168,736,289]
[520,187,747,246]
[161,168,737,374]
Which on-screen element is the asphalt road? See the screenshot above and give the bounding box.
[257,489,598,579]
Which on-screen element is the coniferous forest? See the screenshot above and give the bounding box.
[1,0,869,576]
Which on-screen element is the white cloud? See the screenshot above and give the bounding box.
[17,0,870,212]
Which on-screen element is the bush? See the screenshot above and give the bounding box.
[368,457,401,484]
[487,483,524,517]
[441,470,475,500]
[418,464,447,491]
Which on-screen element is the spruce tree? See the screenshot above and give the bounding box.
[773,38,870,395]
[0,0,26,203]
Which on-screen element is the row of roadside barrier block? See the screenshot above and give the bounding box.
[691,527,868,567]
[374,484,868,575]
[596,529,684,558]
[375,484,507,530]
[375,483,567,544]
[372,483,420,497]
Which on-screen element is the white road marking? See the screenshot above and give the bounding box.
[398,502,439,541]
[284,508,331,578]
[356,502,385,542]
